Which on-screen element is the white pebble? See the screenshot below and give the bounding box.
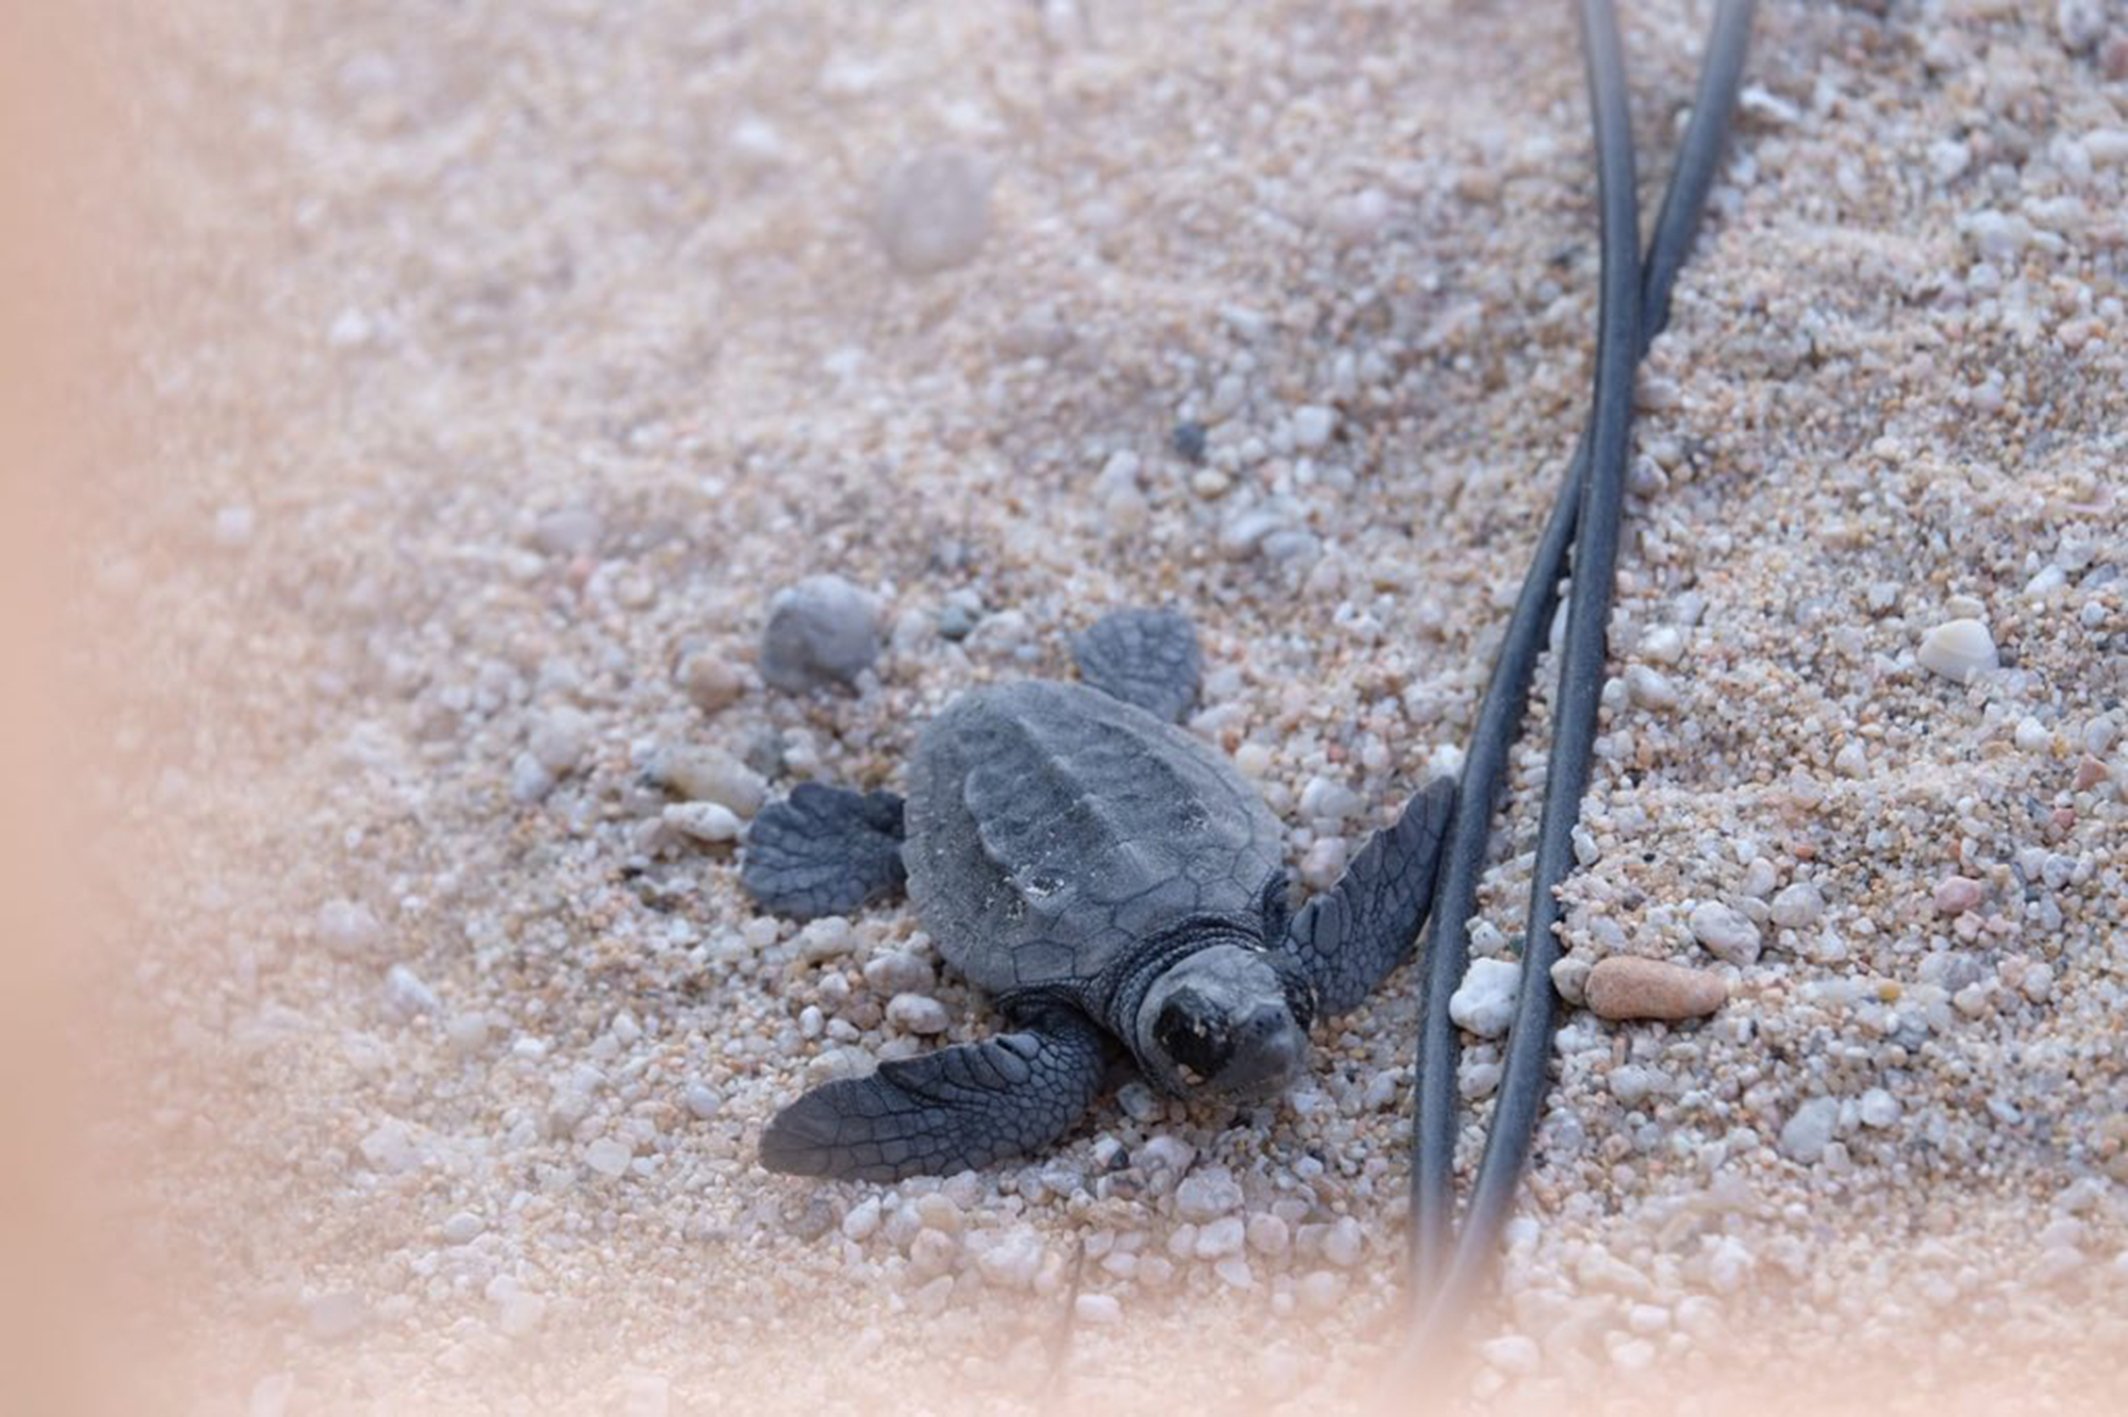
[384,963,440,1017]
[863,952,936,996]
[1689,901,1763,966]
[663,801,743,844]
[441,1211,486,1245]
[1074,1293,1123,1326]
[1194,1216,1247,1259]
[975,1225,1045,1290]
[1769,881,1825,929]
[528,706,593,774]
[317,899,385,958]
[584,1137,634,1177]
[841,1196,882,1242]
[1449,958,1521,1038]
[1321,1216,1366,1268]
[1174,1167,1243,1221]
[874,149,992,276]
[885,994,951,1035]
[1291,405,1337,450]
[2014,716,2051,752]
[1624,665,1679,711]
[1917,618,1998,683]
[1858,1088,1901,1128]
[1482,1334,1540,1377]
[1778,1097,1839,1163]
[760,575,881,693]
[683,1083,724,1120]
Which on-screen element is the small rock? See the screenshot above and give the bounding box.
[1449,958,1521,1038]
[1291,405,1337,449]
[529,707,593,775]
[1688,902,1763,966]
[1171,421,1208,463]
[1917,618,1998,683]
[760,575,881,693]
[1074,1293,1123,1326]
[317,899,385,958]
[1583,957,1728,1021]
[975,1225,1045,1290]
[1482,1334,1541,1377]
[1624,665,1679,711]
[509,752,556,805]
[445,1011,491,1056]
[862,952,936,996]
[1550,955,1592,1007]
[1769,881,1825,929]
[584,1137,634,1177]
[885,994,951,1035]
[533,505,603,558]
[1858,1088,1900,1128]
[1194,1216,1247,1259]
[682,1083,724,1120]
[1174,1167,1243,1222]
[663,801,743,844]
[441,1211,486,1245]
[1321,1216,1366,1268]
[1933,875,1985,916]
[1778,1097,1840,1164]
[1247,1213,1291,1257]
[384,963,440,1017]
[841,1196,882,1242]
[647,748,767,816]
[213,504,256,548]
[874,148,991,275]
[680,654,746,715]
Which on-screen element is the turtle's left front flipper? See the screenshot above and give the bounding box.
[1070,607,1202,723]
[759,1007,1109,1181]
[740,782,906,921]
[1279,776,1456,1016]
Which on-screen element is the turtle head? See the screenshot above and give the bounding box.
[1135,943,1313,1098]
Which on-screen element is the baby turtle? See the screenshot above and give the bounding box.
[741,608,1455,1181]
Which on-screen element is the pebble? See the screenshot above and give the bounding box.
[874,148,991,275]
[662,801,743,844]
[1933,875,1985,916]
[1321,1216,1366,1268]
[1550,955,1592,1007]
[862,952,936,996]
[1247,1213,1291,1257]
[1769,881,1826,929]
[213,503,256,548]
[509,752,557,804]
[446,1011,491,1056]
[1298,1270,1344,1311]
[1624,665,1679,711]
[1482,1334,1541,1377]
[1779,1097,1840,1164]
[1689,901,1763,966]
[760,575,881,693]
[1583,956,1728,1021]
[1449,958,1521,1038]
[841,1197,882,1242]
[441,1211,486,1244]
[1291,405,1337,449]
[646,748,766,816]
[680,653,745,715]
[1074,1293,1123,1326]
[1194,1216,1247,1259]
[384,963,440,1017]
[975,1225,1044,1290]
[885,993,950,1035]
[682,1083,724,1120]
[317,899,385,958]
[529,706,593,775]
[1858,1088,1901,1128]
[1916,618,1998,682]
[584,1137,634,1177]
[1174,1167,1243,1222]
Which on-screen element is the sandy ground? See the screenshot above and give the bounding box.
[62,0,2128,1413]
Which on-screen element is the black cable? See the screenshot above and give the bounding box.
[1408,0,1758,1302]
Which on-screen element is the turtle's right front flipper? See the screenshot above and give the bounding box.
[759,1008,1108,1181]
[740,782,906,921]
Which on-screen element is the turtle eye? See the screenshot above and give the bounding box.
[1154,988,1234,1084]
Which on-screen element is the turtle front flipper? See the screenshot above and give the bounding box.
[759,1008,1109,1181]
[1278,776,1456,1016]
[740,782,907,921]
[1070,607,1202,723]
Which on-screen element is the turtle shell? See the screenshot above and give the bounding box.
[902,680,1283,997]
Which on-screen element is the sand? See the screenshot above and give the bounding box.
[64,0,2128,1413]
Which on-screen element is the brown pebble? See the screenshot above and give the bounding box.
[2073,755,2111,793]
[1933,874,1985,916]
[1583,957,1728,1022]
[681,653,746,715]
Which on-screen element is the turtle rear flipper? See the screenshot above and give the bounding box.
[1070,607,1202,723]
[740,783,907,921]
[1279,776,1456,1016]
[760,1008,1109,1181]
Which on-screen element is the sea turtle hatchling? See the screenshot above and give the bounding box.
[740,608,1455,1181]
